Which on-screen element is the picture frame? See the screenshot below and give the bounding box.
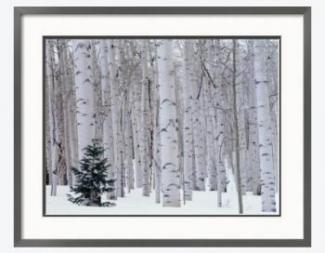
[14,6,311,247]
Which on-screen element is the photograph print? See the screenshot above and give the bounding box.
[44,37,280,216]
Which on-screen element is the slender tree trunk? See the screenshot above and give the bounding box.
[192,43,206,191]
[141,41,152,196]
[45,43,52,186]
[246,40,261,194]
[213,40,227,207]
[236,43,248,194]
[99,40,116,198]
[204,41,217,192]
[182,41,194,200]
[91,41,104,145]
[232,39,244,214]
[46,40,58,195]
[254,40,276,212]
[57,40,73,187]
[72,39,96,175]
[157,40,180,207]
[152,42,161,203]
[66,50,79,186]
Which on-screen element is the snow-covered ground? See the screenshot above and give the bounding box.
[46,170,279,215]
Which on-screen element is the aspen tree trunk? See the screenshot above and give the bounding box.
[66,49,79,186]
[106,40,121,199]
[52,42,67,186]
[152,42,161,203]
[57,40,73,186]
[206,91,218,191]
[45,92,52,186]
[204,41,217,191]
[124,105,134,193]
[115,41,125,198]
[45,42,52,186]
[174,51,185,204]
[213,40,227,207]
[118,97,126,198]
[120,42,134,192]
[72,39,96,173]
[99,40,116,197]
[153,98,161,203]
[265,41,279,192]
[192,42,206,191]
[127,42,143,189]
[231,39,244,214]
[157,40,180,207]
[91,41,104,144]
[141,41,152,196]
[46,40,58,195]
[131,83,143,188]
[246,40,261,194]
[63,42,78,187]
[254,40,276,212]
[121,41,135,193]
[236,43,248,194]
[182,41,194,200]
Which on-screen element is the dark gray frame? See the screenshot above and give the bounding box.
[14,6,311,247]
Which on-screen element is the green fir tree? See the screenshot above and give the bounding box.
[68,139,115,207]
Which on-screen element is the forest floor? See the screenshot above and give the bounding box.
[46,169,279,215]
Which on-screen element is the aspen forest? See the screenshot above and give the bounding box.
[45,38,279,215]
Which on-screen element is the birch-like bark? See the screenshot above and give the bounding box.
[192,42,207,191]
[213,40,228,207]
[236,42,248,194]
[173,45,184,203]
[46,40,58,195]
[157,40,180,207]
[182,41,195,200]
[124,105,134,193]
[114,41,125,198]
[141,41,152,196]
[265,41,279,192]
[254,40,276,212]
[204,41,217,191]
[152,42,161,203]
[232,39,244,214]
[72,39,96,172]
[53,43,67,186]
[246,40,261,194]
[99,40,116,197]
[91,41,104,145]
[66,49,79,186]
[57,40,73,186]
[106,40,121,199]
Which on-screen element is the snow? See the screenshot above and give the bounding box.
[46,169,279,215]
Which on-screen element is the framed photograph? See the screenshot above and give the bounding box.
[14,6,311,247]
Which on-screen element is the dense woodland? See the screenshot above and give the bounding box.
[45,38,279,213]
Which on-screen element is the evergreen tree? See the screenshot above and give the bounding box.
[68,139,115,206]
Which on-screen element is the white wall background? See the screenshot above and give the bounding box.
[0,0,322,252]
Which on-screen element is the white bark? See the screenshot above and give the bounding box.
[213,40,227,207]
[157,40,180,207]
[191,45,207,191]
[204,41,217,191]
[46,40,58,195]
[141,41,152,196]
[152,42,161,203]
[99,40,116,198]
[254,40,276,212]
[232,39,244,214]
[72,39,96,168]
[246,40,261,194]
[182,41,194,200]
